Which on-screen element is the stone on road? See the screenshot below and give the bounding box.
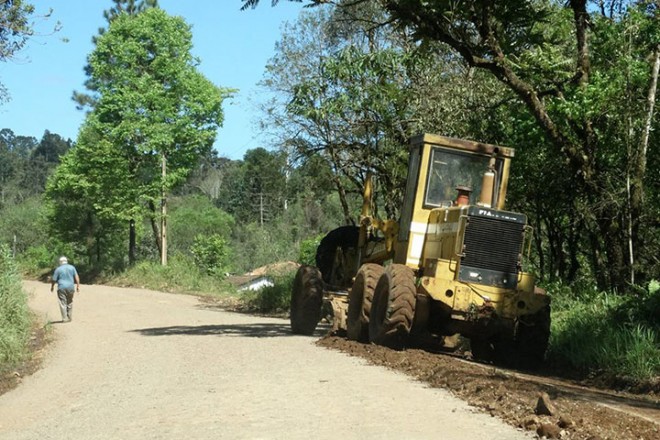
[0,281,531,440]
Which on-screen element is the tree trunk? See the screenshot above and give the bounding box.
[129,219,136,266]
[333,175,352,225]
[96,235,101,265]
[628,44,659,284]
[599,217,627,293]
[567,219,581,283]
[534,201,545,281]
[587,228,608,290]
[327,146,352,224]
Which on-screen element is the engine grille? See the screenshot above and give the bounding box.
[458,207,526,288]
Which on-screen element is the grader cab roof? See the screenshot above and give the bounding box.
[409,134,516,159]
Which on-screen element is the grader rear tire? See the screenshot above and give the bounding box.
[315,226,359,285]
[369,264,416,349]
[290,265,324,335]
[346,264,384,342]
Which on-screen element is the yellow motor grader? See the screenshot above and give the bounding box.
[290,134,551,367]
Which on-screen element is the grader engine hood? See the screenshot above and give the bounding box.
[458,207,527,289]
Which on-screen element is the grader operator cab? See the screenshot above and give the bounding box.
[290,134,551,367]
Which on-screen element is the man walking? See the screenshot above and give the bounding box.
[50,256,80,322]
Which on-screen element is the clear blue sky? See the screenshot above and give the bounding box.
[0,0,303,160]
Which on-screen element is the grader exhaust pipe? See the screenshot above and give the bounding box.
[478,156,497,208]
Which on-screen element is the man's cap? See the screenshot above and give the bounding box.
[59,256,68,265]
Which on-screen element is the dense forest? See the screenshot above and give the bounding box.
[0,125,345,275]
[1,0,658,379]
[4,0,657,291]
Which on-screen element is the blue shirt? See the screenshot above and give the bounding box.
[53,264,78,290]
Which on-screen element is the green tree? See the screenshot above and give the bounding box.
[261,3,502,222]
[168,195,234,255]
[0,128,70,208]
[0,129,28,207]
[72,0,159,109]
[261,6,413,221]
[31,130,72,163]
[242,148,287,224]
[46,118,137,268]
[48,8,229,268]
[1,1,59,104]
[212,149,288,225]
[23,130,73,195]
[0,0,34,61]
[0,0,34,103]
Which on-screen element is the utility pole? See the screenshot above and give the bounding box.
[129,219,136,265]
[161,153,168,266]
[259,192,264,227]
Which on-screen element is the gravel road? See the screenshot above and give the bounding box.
[0,281,531,440]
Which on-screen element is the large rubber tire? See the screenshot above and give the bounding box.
[511,305,551,369]
[369,264,417,349]
[315,226,359,285]
[346,264,384,342]
[484,306,551,369]
[290,265,324,335]
[470,338,495,362]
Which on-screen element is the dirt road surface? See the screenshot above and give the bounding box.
[0,281,531,440]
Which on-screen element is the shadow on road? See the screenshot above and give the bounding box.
[130,323,329,338]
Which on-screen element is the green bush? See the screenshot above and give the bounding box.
[17,239,79,276]
[241,270,296,313]
[191,234,231,277]
[17,244,54,273]
[168,196,234,255]
[547,282,660,381]
[0,245,31,369]
[0,196,50,256]
[298,235,322,265]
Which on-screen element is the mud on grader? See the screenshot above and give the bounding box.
[290,134,551,367]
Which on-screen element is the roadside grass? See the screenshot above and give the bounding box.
[547,281,660,382]
[0,245,32,372]
[110,256,297,315]
[107,253,234,298]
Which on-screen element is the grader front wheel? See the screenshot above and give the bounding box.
[471,306,551,369]
[290,265,324,335]
[346,264,384,342]
[369,264,416,349]
[510,305,551,369]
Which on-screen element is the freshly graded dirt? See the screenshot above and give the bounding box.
[316,336,660,440]
[0,281,533,440]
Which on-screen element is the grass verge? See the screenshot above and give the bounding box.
[0,245,32,372]
[547,282,660,384]
[107,253,234,298]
